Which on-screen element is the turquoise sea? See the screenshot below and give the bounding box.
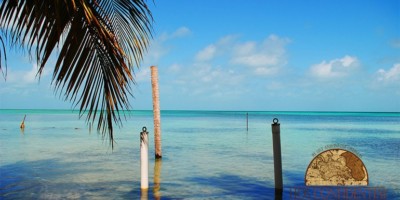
[0,110,399,199]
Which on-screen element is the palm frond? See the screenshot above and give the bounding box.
[0,0,153,148]
[0,35,7,79]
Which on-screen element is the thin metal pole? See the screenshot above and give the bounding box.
[271,118,283,191]
[140,127,149,190]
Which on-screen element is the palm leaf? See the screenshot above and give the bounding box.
[0,35,7,79]
[0,0,153,148]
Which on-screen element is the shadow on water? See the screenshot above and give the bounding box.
[184,171,399,200]
[1,159,398,199]
[333,137,400,160]
[284,171,399,200]
[0,159,141,199]
[185,174,285,199]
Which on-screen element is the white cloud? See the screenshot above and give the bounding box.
[24,65,39,83]
[175,34,291,99]
[195,44,217,61]
[171,62,244,97]
[194,34,290,76]
[0,63,55,101]
[6,64,51,84]
[231,34,290,75]
[142,27,191,66]
[310,55,360,79]
[194,35,238,62]
[376,63,400,82]
[134,67,150,83]
[217,35,239,46]
[168,63,181,73]
[234,42,256,55]
[171,27,191,38]
[142,40,168,65]
[158,26,191,41]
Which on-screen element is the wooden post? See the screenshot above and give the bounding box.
[20,114,26,129]
[151,66,162,159]
[271,118,283,192]
[140,127,149,190]
[246,112,248,131]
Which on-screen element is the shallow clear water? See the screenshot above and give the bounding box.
[0,110,399,199]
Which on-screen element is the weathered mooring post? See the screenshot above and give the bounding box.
[140,127,149,190]
[272,118,283,192]
[151,66,162,159]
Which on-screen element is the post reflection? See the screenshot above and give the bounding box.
[140,189,148,200]
[153,159,162,200]
[275,188,282,200]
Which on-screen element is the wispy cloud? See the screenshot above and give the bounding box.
[171,27,191,38]
[134,29,397,110]
[376,63,400,83]
[170,62,244,97]
[0,63,54,100]
[193,34,290,76]
[195,35,238,62]
[231,34,290,75]
[167,63,182,73]
[309,55,360,79]
[6,63,51,84]
[195,44,217,61]
[370,63,400,95]
[22,64,39,83]
[163,34,292,101]
[139,26,191,82]
[134,67,150,83]
[157,26,192,42]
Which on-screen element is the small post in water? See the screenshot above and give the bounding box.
[140,127,149,190]
[246,112,249,131]
[20,114,26,129]
[272,118,283,191]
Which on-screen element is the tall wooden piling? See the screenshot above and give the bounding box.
[151,66,162,159]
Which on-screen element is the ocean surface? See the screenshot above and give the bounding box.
[0,110,399,199]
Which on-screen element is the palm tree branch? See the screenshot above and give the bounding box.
[0,35,7,79]
[0,0,153,148]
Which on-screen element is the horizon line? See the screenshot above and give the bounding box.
[0,108,399,114]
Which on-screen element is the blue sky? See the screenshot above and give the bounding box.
[1,0,399,111]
